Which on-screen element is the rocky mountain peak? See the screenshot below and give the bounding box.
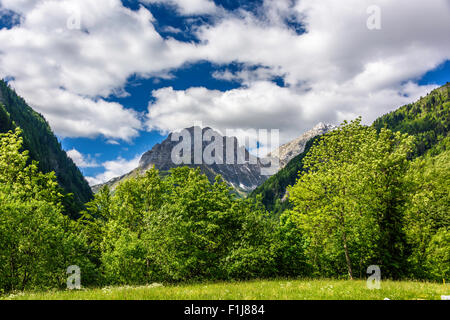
[269,123,336,168]
[102,126,274,195]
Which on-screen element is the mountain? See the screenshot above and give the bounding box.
[93,126,272,196]
[249,135,319,217]
[250,122,336,216]
[252,82,450,215]
[373,82,449,156]
[0,80,93,214]
[268,122,336,168]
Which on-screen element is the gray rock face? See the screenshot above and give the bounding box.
[92,124,335,194]
[139,126,270,191]
[95,126,273,194]
[268,122,336,168]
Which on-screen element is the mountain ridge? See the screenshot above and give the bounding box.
[93,123,337,195]
[268,122,336,168]
[0,80,93,214]
[93,126,272,195]
[252,82,450,215]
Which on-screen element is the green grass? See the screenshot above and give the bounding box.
[2,279,449,300]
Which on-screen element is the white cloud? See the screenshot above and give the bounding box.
[19,86,142,140]
[212,66,283,85]
[142,0,218,15]
[146,81,437,147]
[193,0,450,85]
[106,139,120,145]
[85,154,142,186]
[145,0,450,143]
[0,0,37,15]
[0,0,198,140]
[161,25,183,34]
[67,148,99,168]
[0,0,449,147]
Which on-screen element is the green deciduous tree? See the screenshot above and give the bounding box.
[287,119,414,279]
[404,143,450,280]
[83,166,309,284]
[0,129,95,293]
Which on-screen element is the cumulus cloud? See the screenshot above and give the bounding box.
[0,0,37,15]
[67,148,99,168]
[0,0,448,150]
[192,0,450,87]
[0,0,199,140]
[20,87,142,140]
[146,0,450,144]
[142,0,218,15]
[146,81,437,148]
[212,66,284,85]
[85,154,142,186]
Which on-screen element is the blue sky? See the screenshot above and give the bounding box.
[0,0,449,185]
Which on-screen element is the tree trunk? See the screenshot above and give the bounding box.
[339,188,353,280]
[342,232,353,280]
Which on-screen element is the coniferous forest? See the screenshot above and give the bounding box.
[0,80,93,218]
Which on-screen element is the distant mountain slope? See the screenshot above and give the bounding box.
[251,82,450,215]
[93,126,271,196]
[0,80,93,212]
[373,82,450,156]
[249,136,319,217]
[268,122,336,168]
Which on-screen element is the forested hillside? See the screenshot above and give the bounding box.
[373,83,450,156]
[1,112,448,293]
[249,137,318,216]
[2,118,447,293]
[254,83,450,215]
[286,119,448,280]
[0,80,92,214]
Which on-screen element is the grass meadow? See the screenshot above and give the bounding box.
[3,279,449,300]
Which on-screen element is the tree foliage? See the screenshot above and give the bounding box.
[403,139,450,280]
[373,82,449,156]
[0,80,93,216]
[82,167,310,285]
[287,119,414,279]
[0,129,95,293]
[1,81,449,293]
[249,137,319,217]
